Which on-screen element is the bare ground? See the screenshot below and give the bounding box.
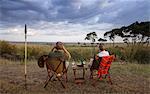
[0,59,149,94]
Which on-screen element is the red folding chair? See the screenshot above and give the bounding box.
[92,55,115,86]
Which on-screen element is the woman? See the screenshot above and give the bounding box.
[51,42,71,60]
[50,42,71,72]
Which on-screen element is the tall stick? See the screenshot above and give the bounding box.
[24,24,27,89]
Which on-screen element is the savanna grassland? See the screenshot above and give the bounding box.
[0,41,150,94]
[0,58,149,94]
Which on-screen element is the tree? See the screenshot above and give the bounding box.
[83,43,86,46]
[77,42,80,46]
[104,21,150,46]
[104,29,119,47]
[85,32,98,43]
[98,38,107,42]
[85,32,98,55]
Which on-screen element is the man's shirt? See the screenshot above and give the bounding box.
[97,50,110,57]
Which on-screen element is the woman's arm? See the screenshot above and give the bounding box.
[62,46,71,60]
[51,46,56,52]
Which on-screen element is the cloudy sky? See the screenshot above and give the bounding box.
[0,0,149,42]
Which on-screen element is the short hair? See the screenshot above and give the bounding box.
[56,42,63,50]
[99,45,105,51]
[56,41,63,45]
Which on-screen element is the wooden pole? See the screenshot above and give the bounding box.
[24,24,27,89]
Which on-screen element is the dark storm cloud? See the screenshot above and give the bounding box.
[0,0,104,25]
[0,0,52,27]
[0,0,149,27]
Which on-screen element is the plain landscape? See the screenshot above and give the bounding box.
[0,41,150,94]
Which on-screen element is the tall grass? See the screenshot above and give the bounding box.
[0,40,149,64]
[0,41,17,55]
[107,45,150,64]
[67,46,98,61]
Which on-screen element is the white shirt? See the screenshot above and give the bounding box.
[97,50,110,57]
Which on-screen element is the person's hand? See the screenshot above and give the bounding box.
[54,46,57,49]
[62,45,66,50]
[95,55,99,60]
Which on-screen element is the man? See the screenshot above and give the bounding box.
[97,45,109,57]
[90,45,110,79]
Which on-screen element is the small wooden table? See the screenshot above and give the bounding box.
[72,65,88,84]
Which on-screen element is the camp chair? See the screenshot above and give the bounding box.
[44,57,67,88]
[38,51,67,88]
[92,55,115,86]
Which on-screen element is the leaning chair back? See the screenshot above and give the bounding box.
[38,53,67,89]
[98,55,114,77]
[92,55,115,86]
[47,57,65,74]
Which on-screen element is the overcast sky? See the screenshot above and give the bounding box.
[0,0,149,42]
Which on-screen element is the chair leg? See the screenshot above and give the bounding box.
[63,67,68,82]
[56,75,67,89]
[63,72,68,82]
[90,70,93,79]
[107,74,112,85]
[83,68,85,79]
[92,78,98,87]
[92,74,101,87]
[44,73,54,88]
[104,74,107,79]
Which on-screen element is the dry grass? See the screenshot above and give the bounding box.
[0,58,149,94]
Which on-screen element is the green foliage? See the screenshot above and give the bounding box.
[68,46,95,61]
[26,45,50,60]
[107,47,125,61]
[0,41,17,55]
[98,38,107,42]
[124,46,137,63]
[133,47,150,64]
[85,32,98,43]
[0,41,51,60]
[104,21,150,46]
[107,45,150,64]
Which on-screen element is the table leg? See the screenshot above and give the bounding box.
[73,69,76,80]
[83,68,85,79]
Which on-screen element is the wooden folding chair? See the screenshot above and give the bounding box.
[92,55,115,86]
[44,57,67,88]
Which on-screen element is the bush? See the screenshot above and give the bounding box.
[107,45,150,64]
[134,47,150,64]
[27,46,49,60]
[107,47,125,61]
[0,41,17,55]
[68,46,97,61]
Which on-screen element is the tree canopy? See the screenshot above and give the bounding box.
[85,32,98,43]
[98,38,107,42]
[104,21,150,46]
